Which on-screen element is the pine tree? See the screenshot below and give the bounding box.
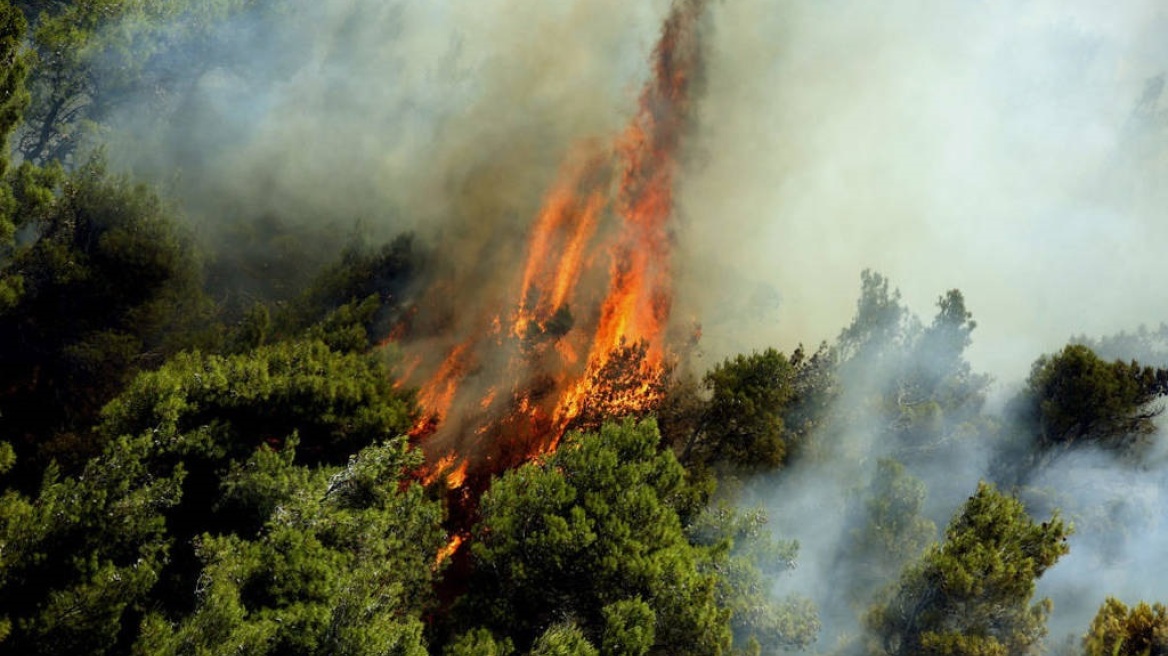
[866,482,1069,656]
[1082,597,1168,656]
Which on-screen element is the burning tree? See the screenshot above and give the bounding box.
[396,0,711,489]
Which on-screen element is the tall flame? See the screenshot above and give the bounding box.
[402,0,707,486]
[513,153,608,342]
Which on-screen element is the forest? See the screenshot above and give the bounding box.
[2,0,1168,654]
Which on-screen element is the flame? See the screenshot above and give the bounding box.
[479,387,498,411]
[545,0,702,435]
[420,452,457,487]
[391,354,423,390]
[445,459,468,489]
[513,155,608,341]
[434,534,465,569]
[410,341,473,437]
[403,0,706,491]
[417,451,471,491]
[555,339,579,365]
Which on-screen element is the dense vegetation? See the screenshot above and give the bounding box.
[1,1,1167,654]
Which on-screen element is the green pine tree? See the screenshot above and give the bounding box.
[865,481,1069,656]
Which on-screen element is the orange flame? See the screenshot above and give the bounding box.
[418,451,471,491]
[445,459,468,489]
[479,387,498,411]
[434,534,465,569]
[410,341,473,437]
[546,0,702,435]
[420,452,457,487]
[405,0,706,489]
[513,155,608,341]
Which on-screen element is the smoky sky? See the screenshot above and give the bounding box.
[98,0,1168,383]
[105,0,674,248]
[681,0,1168,382]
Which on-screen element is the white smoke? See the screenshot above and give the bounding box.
[682,0,1168,382]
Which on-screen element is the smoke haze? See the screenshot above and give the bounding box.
[106,0,673,245]
[95,0,1168,381]
[682,0,1168,382]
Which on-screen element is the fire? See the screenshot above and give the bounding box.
[419,452,457,487]
[479,387,498,411]
[445,459,468,489]
[514,154,608,342]
[402,0,707,490]
[410,341,473,437]
[434,534,465,569]
[543,0,701,437]
[391,354,423,390]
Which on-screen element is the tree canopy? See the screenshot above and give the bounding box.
[0,336,437,656]
[865,482,1069,656]
[450,419,817,655]
[1082,597,1168,656]
[1015,344,1168,454]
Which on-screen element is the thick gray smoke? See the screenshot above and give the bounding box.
[104,0,673,245]
[682,0,1168,382]
[96,1,1168,374]
[87,0,1168,652]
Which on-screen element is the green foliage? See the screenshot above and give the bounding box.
[908,290,991,425]
[1083,597,1168,656]
[0,4,25,112]
[215,434,313,536]
[95,338,420,641]
[0,0,30,297]
[0,434,183,655]
[277,232,424,348]
[456,419,731,654]
[858,460,936,565]
[687,348,796,471]
[0,442,14,475]
[17,0,258,164]
[687,504,819,653]
[784,342,838,449]
[454,419,817,655]
[1,337,436,655]
[826,273,991,463]
[0,0,30,178]
[228,302,272,353]
[838,270,917,366]
[841,459,936,607]
[601,598,655,656]
[443,628,516,656]
[865,482,1069,656]
[215,231,425,356]
[0,158,212,472]
[99,339,415,465]
[201,212,353,322]
[135,439,443,656]
[1015,344,1168,454]
[674,346,836,475]
[0,160,60,312]
[530,623,599,656]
